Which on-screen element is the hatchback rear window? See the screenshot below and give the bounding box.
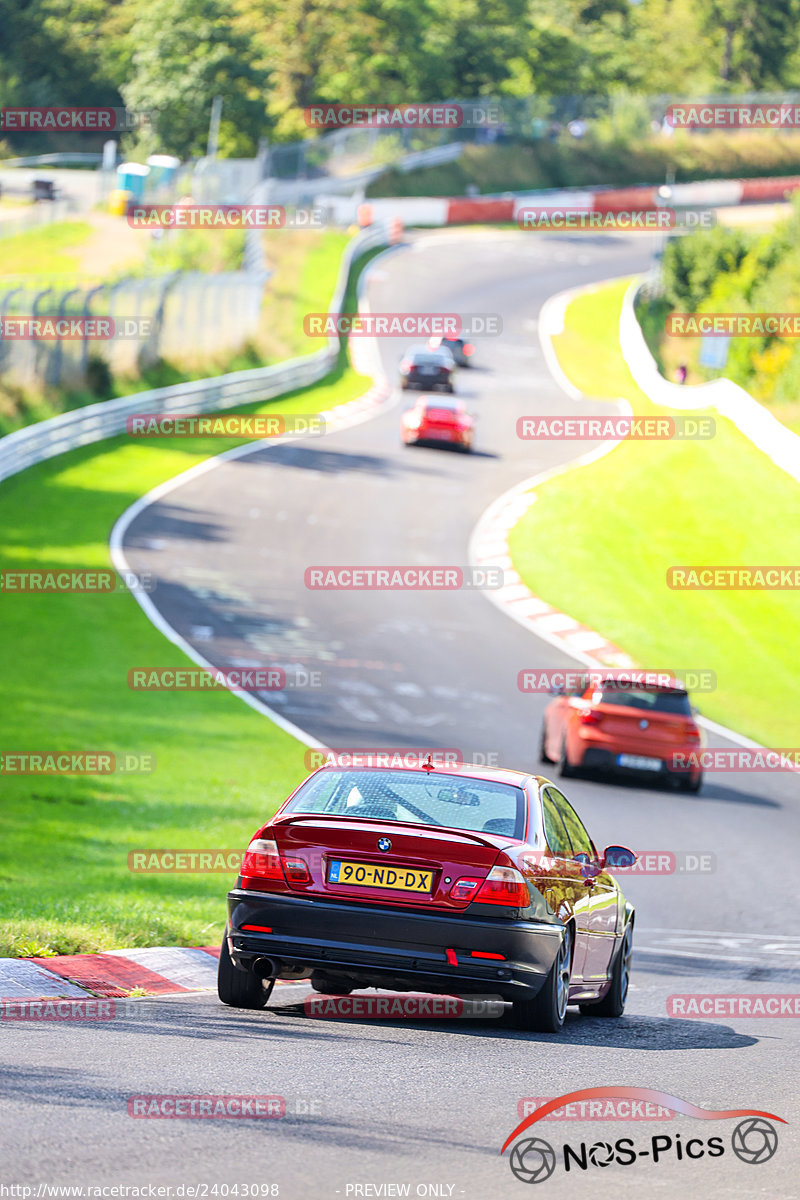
[598,686,691,714]
[283,769,526,837]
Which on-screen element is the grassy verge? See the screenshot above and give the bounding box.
[507,279,800,746]
[367,132,800,198]
[0,221,94,273]
[0,229,351,436]
[0,243,381,959]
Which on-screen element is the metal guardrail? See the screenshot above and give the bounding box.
[0,153,105,169]
[620,279,800,488]
[0,221,391,484]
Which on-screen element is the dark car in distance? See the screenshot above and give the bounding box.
[399,345,455,392]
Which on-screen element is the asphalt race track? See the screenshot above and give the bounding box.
[4,230,798,1196]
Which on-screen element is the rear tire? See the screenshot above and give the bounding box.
[558,739,575,778]
[580,921,633,1018]
[680,773,703,793]
[217,931,273,1009]
[510,925,573,1033]
[539,723,553,764]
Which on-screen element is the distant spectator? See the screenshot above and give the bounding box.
[567,119,586,139]
[675,363,688,385]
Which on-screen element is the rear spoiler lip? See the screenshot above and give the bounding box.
[269,813,520,851]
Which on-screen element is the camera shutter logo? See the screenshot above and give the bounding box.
[509,1137,556,1183]
[731,1118,779,1165]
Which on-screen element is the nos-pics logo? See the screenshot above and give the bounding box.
[502,1088,783,1183]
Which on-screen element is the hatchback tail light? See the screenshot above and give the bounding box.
[685,723,701,743]
[463,343,474,356]
[475,866,529,907]
[580,709,602,725]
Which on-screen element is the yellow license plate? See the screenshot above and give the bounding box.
[327,860,433,893]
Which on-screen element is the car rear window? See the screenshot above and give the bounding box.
[411,353,443,365]
[598,686,692,714]
[283,769,526,837]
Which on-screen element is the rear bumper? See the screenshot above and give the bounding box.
[578,742,702,781]
[227,890,563,997]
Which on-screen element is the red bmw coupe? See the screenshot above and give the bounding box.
[218,760,635,1032]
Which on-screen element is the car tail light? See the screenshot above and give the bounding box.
[240,838,285,886]
[686,724,701,743]
[580,709,602,725]
[281,856,310,883]
[450,877,481,901]
[463,343,474,356]
[470,950,505,960]
[475,866,529,907]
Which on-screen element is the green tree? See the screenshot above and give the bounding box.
[698,0,800,88]
[121,0,272,158]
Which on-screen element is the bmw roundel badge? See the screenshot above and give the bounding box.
[377,837,392,852]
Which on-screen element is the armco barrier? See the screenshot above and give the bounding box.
[620,279,800,488]
[739,175,800,202]
[355,173,800,229]
[446,197,514,224]
[0,221,392,485]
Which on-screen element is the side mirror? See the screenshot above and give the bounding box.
[603,845,637,870]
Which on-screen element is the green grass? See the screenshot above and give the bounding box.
[0,220,93,274]
[366,131,800,198]
[0,244,380,959]
[507,279,800,746]
[0,229,352,436]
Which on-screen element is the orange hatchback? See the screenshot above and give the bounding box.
[540,677,704,792]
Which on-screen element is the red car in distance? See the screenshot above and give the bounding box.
[402,396,474,452]
[218,760,636,1033]
[540,677,704,792]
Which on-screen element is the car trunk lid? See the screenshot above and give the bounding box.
[271,815,504,909]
